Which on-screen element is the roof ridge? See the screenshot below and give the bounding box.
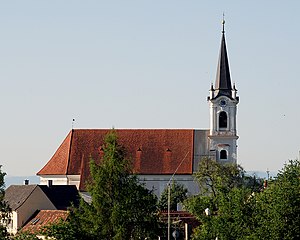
[66,129,74,175]
[73,128,195,131]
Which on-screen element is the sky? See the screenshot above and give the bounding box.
[1,1,300,178]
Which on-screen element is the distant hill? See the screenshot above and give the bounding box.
[4,175,39,188]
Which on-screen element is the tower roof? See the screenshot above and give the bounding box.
[214,22,232,98]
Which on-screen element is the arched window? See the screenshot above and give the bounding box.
[220,150,227,160]
[219,111,227,129]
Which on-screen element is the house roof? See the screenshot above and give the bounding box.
[21,210,68,234]
[37,129,195,190]
[4,185,38,210]
[4,184,79,211]
[39,185,80,210]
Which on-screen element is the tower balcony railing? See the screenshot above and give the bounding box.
[210,131,236,136]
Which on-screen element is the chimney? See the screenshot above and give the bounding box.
[47,180,53,188]
[24,179,29,185]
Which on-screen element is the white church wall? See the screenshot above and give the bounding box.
[39,175,80,188]
[193,130,210,172]
[138,174,199,197]
[39,174,199,197]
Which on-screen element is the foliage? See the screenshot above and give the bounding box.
[188,186,256,240]
[186,158,300,240]
[194,157,247,197]
[158,180,188,211]
[249,159,300,240]
[41,218,78,240]
[13,231,39,240]
[66,130,159,240]
[186,158,262,240]
[0,165,10,239]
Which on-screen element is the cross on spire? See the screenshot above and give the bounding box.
[222,13,225,34]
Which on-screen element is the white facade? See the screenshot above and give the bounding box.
[138,174,199,196]
[39,175,80,189]
[39,174,199,197]
[208,94,239,164]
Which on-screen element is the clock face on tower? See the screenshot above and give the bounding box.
[219,99,227,107]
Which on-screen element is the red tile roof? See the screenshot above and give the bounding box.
[38,129,195,189]
[21,210,68,234]
[38,131,72,175]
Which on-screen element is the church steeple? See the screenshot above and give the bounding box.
[207,18,239,164]
[214,19,232,98]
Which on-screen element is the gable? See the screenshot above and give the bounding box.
[4,185,37,210]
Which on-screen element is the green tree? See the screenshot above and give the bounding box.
[194,157,247,197]
[0,165,10,239]
[188,186,256,240]
[186,158,261,240]
[13,231,39,240]
[249,159,300,240]
[41,218,77,240]
[158,180,188,211]
[68,130,158,240]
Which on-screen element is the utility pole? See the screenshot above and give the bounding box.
[167,151,189,240]
[168,183,171,240]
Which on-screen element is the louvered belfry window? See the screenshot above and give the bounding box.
[219,111,227,129]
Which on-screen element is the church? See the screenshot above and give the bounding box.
[37,23,239,196]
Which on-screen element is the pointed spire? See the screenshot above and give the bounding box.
[214,17,233,98]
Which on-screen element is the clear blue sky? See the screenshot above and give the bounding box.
[1,1,299,177]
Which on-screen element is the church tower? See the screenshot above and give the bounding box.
[207,20,239,164]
